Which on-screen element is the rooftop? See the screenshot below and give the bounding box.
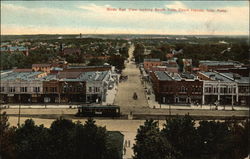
[144,58,161,62]
[202,72,234,82]
[32,64,52,67]
[1,71,44,81]
[180,72,196,79]
[220,73,250,84]
[199,60,241,66]
[154,71,173,81]
[67,65,111,69]
[79,71,109,81]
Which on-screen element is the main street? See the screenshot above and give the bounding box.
[114,44,149,113]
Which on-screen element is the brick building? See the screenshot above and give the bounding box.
[143,59,162,71]
[0,68,115,104]
[199,60,242,72]
[150,71,203,104]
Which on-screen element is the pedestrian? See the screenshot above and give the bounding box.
[128,140,130,147]
[125,140,127,147]
[123,147,126,155]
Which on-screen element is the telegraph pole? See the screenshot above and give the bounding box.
[18,81,21,128]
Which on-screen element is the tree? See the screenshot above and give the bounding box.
[14,119,49,159]
[108,55,125,70]
[88,58,105,66]
[133,119,179,159]
[80,118,108,159]
[133,43,145,63]
[48,117,76,159]
[0,111,16,159]
[197,120,237,159]
[162,115,201,159]
[223,119,250,159]
[0,52,11,69]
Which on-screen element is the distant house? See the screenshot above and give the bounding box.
[199,60,242,71]
[32,64,52,73]
[0,46,29,56]
[143,58,162,71]
[62,48,81,56]
[162,60,179,73]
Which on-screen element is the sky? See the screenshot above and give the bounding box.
[1,1,249,35]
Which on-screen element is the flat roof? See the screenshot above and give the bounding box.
[79,71,109,81]
[154,71,173,81]
[199,60,241,66]
[202,72,234,82]
[1,71,44,81]
[220,73,250,84]
[144,58,161,62]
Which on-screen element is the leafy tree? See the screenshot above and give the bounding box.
[80,118,108,159]
[133,43,145,63]
[108,55,125,70]
[14,119,49,159]
[223,119,250,159]
[197,120,229,158]
[150,49,166,61]
[48,117,76,159]
[133,119,179,159]
[0,111,16,159]
[120,47,129,58]
[88,58,105,66]
[162,115,201,159]
[0,52,11,69]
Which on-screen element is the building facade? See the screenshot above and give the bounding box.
[0,69,116,104]
[143,59,162,71]
[150,71,203,104]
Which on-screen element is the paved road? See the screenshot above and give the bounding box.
[114,44,148,112]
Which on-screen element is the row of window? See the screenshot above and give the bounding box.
[0,87,40,93]
[239,86,250,93]
[144,63,161,67]
[88,87,100,93]
[63,87,83,93]
[0,86,86,93]
[204,87,236,94]
[161,86,202,93]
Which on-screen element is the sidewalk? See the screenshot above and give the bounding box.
[144,82,249,111]
[102,83,118,105]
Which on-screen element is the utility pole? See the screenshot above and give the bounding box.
[18,81,21,128]
[169,104,171,116]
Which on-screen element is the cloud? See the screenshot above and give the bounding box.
[1,2,249,35]
[165,1,188,9]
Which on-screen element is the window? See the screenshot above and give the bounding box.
[50,87,57,92]
[8,87,15,92]
[95,87,100,93]
[77,87,83,92]
[89,87,92,92]
[0,87,4,92]
[20,87,27,92]
[180,86,186,93]
[33,87,40,93]
[220,88,224,93]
